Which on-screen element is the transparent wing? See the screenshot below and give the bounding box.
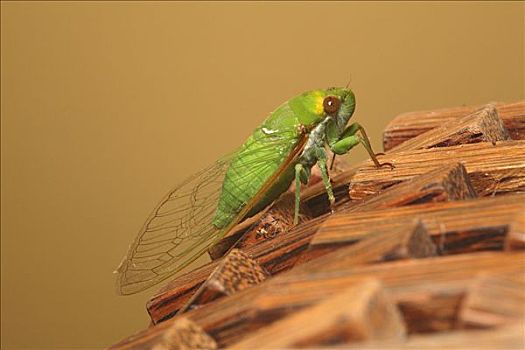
[116,127,300,295]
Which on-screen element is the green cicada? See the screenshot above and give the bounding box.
[116,87,390,295]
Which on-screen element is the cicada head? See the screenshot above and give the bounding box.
[323,87,356,129]
[289,87,356,129]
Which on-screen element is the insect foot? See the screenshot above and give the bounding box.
[329,200,337,214]
[374,153,395,169]
[380,161,395,170]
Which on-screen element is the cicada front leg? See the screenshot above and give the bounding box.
[328,122,394,169]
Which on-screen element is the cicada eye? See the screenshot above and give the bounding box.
[323,96,341,115]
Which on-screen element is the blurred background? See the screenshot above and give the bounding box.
[1,2,523,349]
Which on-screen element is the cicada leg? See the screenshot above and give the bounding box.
[329,122,394,169]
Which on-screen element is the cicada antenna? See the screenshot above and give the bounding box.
[345,75,352,88]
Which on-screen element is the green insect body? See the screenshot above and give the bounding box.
[211,102,301,229]
[116,87,388,295]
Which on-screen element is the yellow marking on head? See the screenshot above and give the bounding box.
[313,92,325,115]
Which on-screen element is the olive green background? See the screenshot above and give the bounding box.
[1,2,524,349]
